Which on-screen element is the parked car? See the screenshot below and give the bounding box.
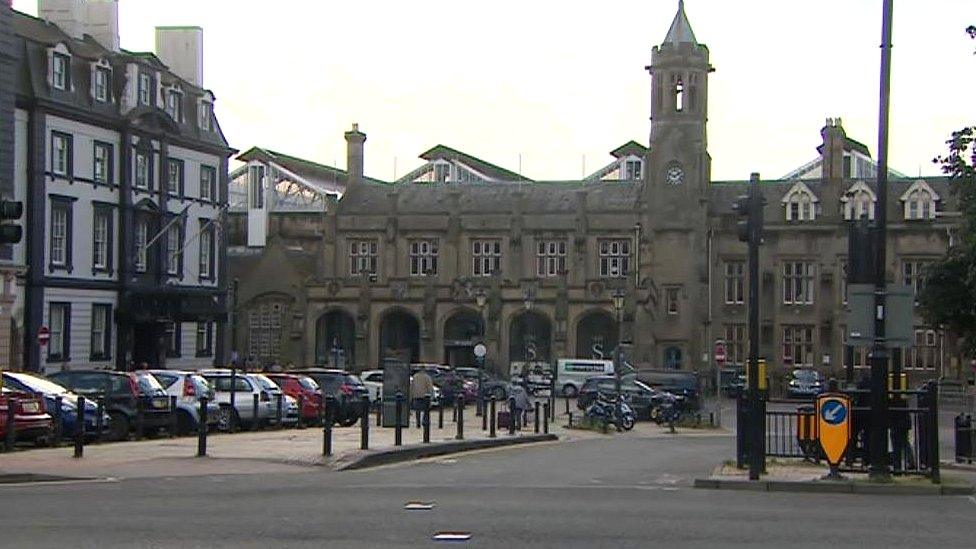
[291,369,369,427]
[555,358,615,397]
[3,371,110,439]
[200,370,283,431]
[636,369,701,410]
[786,368,824,399]
[724,374,747,398]
[577,375,663,420]
[359,369,384,402]
[0,388,53,445]
[47,370,172,441]
[143,370,220,435]
[264,373,322,424]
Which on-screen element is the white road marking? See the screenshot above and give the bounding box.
[433,532,472,542]
[404,501,436,510]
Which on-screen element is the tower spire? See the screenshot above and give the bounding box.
[663,0,698,45]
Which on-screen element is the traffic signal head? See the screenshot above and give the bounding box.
[0,200,23,220]
[733,194,751,242]
[0,199,24,244]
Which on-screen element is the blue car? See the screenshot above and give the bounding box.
[2,372,110,439]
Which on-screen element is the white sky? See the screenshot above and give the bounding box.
[12,0,976,181]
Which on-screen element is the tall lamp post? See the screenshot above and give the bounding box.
[474,288,488,416]
[612,289,626,431]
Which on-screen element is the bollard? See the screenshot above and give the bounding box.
[135,398,145,440]
[568,411,573,429]
[297,394,305,429]
[438,401,444,430]
[394,391,404,447]
[95,398,104,443]
[318,388,325,427]
[73,396,85,458]
[452,400,458,423]
[543,402,550,434]
[276,393,284,429]
[455,398,464,440]
[229,369,238,431]
[482,397,488,431]
[169,395,178,438]
[375,399,382,427]
[489,396,497,438]
[565,395,570,415]
[423,397,431,444]
[360,400,369,450]
[4,395,16,452]
[197,396,208,457]
[323,395,335,457]
[508,397,517,436]
[251,393,260,431]
[52,395,63,445]
[534,402,540,434]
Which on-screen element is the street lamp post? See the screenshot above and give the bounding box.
[612,289,626,432]
[475,289,488,417]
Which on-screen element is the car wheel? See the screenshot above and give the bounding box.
[108,412,130,442]
[217,406,239,432]
[562,384,578,398]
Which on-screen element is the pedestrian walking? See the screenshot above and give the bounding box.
[510,382,531,429]
[410,369,434,428]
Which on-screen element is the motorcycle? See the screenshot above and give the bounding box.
[649,391,683,427]
[584,393,636,431]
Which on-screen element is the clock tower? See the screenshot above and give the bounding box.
[638,1,714,370]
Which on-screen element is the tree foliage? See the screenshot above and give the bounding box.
[917,26,976,355]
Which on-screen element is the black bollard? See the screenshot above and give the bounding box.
[394,391,404,447]
[438,401,444,430]
[509,397,517,436]
[95,398,104,443]
[4,395,16,452]
[169,395,178,438]
[251,393,260,431]
[375,399,382,427]
[197,396,208,457]
[534,402,540,434]
[452,400,458,423]
[489,396,497,438]
[276,393,283,429]
[423,397,431,444]
[568,412,573,428]
[565,395,570,415]
[482,397,488,431]
[455,399,464,440]
[297,394,305,429]
[323,395,335,457]
[135,398,145,440]
[360,400,369,450]
[52,395,63,445]
[73,396,85,458]
[543,402,550,434]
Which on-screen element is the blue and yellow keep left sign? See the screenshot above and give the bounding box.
[816,393,851,467]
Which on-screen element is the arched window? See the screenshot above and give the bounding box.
[782,182,818,222]
[900,181,938,221]
[842,182,876,221]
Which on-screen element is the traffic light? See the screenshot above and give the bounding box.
[733,194,751,242]
[732,190,765,244]
[0,199,23,244]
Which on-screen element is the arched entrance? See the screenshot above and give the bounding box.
[378,309,420,366]
[509,311,552,373]
[664,346,683,370]
[575,310,618,360]
[315,310,356,368]
[443,309,484,368]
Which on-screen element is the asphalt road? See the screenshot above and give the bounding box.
[1,433,975,548]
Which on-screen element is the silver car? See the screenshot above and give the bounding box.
[144,370,221,435]
[200,370,286,431]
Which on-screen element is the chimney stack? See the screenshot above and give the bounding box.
[38,1,119,50]
[155,26,204,86]
[345,123,366,185]
[38,0,83,39]
[820,117,847,183]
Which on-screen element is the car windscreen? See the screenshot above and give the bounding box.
[297,377,319,391]
[252,375,281,391]
[134,373,166,394]
[793,370,819,382]
[343,375,364,387]
[8,372,70,395]
[642,373,698,390]
[189,375,213,396]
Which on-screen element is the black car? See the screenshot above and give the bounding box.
[636,370,700,410]
[47,370,172,441]
[786,368,824,399]
[577,375,662,420]
[292,369,369,427]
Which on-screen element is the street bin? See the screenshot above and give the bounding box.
[955,414,973,464]
[381,359,410,428]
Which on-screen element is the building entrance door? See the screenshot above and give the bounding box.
[132,322,161,369]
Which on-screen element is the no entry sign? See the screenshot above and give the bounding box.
[37,326,50,347]
[714,340,727,365]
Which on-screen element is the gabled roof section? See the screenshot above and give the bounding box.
[236,147,388,186]
[840,180,877,202]
[781,181,819,203]
[610,141,648,159]
[663,1,698,45]
[899,180,939,202]
[401,144,531,183]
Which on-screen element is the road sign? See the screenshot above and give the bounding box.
[714,340,727,365]
[37,326,50,347]
[473,343,487,358]
[816,393,852,468]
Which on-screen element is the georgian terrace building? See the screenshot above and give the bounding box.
[227,2,962,384]
[8,1,233,373]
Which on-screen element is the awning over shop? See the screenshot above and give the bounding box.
[120,288,227,323]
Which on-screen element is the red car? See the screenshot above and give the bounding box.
[264,373,322,423]
[0,388,53,445]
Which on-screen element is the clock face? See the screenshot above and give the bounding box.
[666,165,684,185]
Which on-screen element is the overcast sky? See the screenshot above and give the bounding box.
[12,0,976,181]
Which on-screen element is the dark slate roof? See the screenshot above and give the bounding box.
[816,136,872,157]
[338,179,641,215]
[416,144,532,182]
[610,141,649,159]
[236,147,389,186]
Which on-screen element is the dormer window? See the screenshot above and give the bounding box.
[198,99,213,131]
[624,159,643,180]
[52,53,70,90]
[433,162,451,183]
[842,181,876,221]
[93,66,111,102]
[166,89,183,121]
[138,73,152,106]
[782,182,818,222]
[900,180,938,221]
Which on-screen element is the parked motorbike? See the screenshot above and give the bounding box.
[649,391,683,427]
[584,393,636,431]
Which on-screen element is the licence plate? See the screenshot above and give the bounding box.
[151,398,169,410]
[22,402,39,413]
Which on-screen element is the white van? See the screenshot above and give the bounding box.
[556,359,614,397]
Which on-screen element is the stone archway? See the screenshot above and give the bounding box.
[509,311,552,368]
[575,310,618,360]
[378,309,420,366]
[315,310,356,368]
[443,309,484,368]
